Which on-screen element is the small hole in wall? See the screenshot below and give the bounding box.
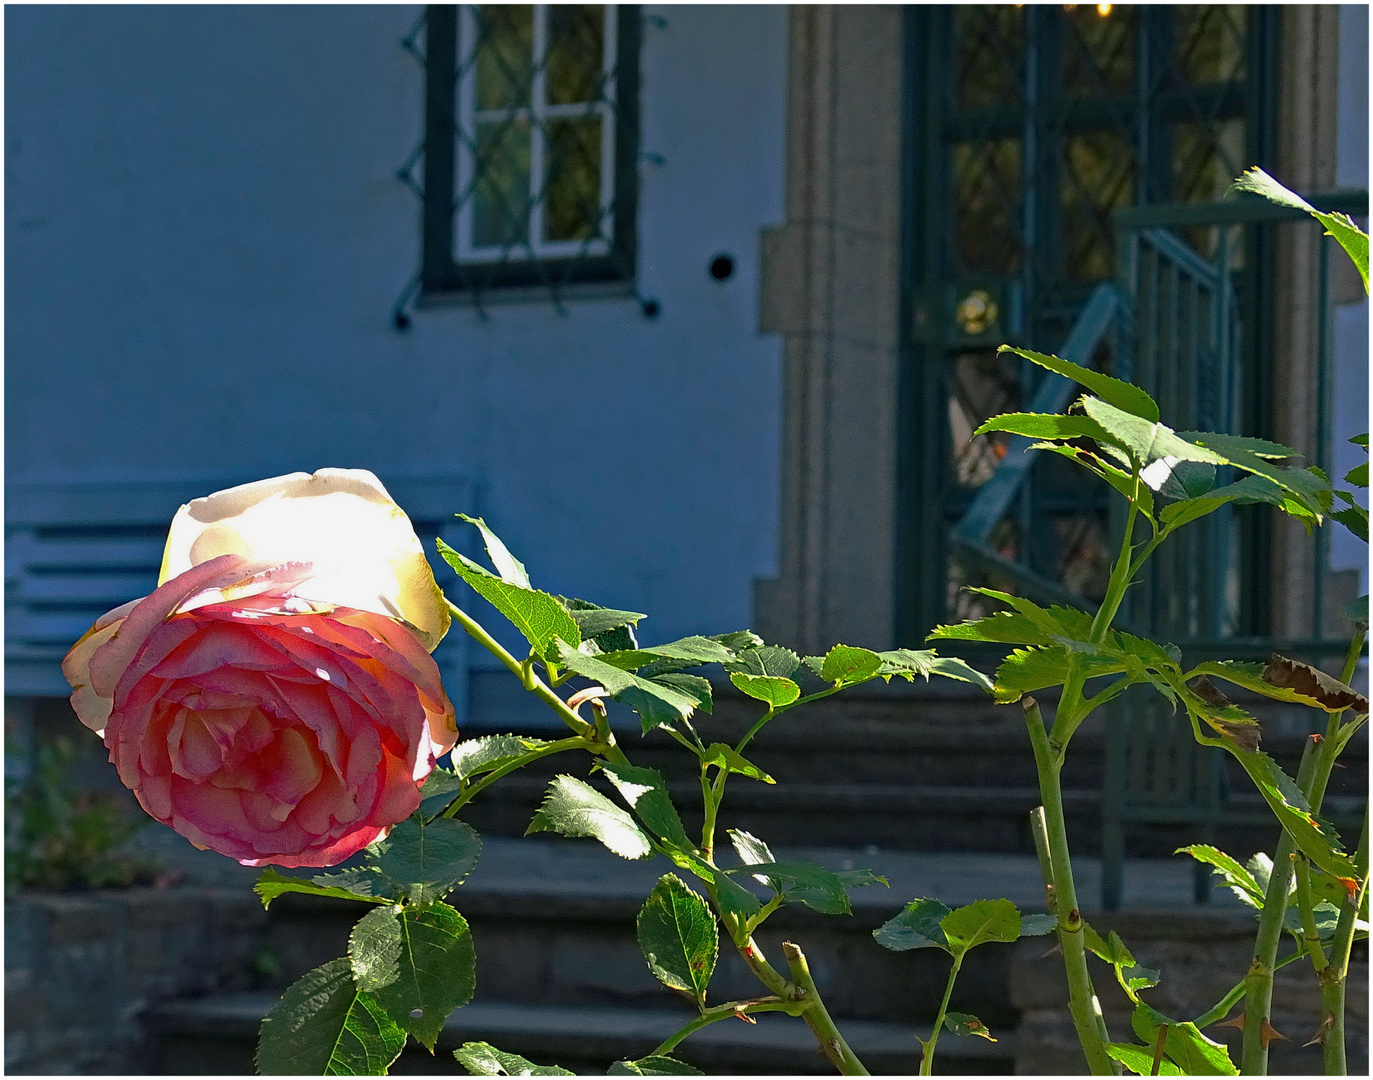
[709,254,735,281]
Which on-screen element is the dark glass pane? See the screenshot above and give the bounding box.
[1061,131,1136,280]
[948,350,1022,489]
[546,5,604,106]
[473,117,531,247]
[954,6,1023,109]
[1062,5,1136,97]
[951,139,1022,274]
[1175,5,1247,85]
[1051,512,1111,601]
[1172,118,1244,203]
[543,116,603,243]
[474,5,533,112]
[946,518,1022,621]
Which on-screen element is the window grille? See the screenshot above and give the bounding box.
[412,4,643,311]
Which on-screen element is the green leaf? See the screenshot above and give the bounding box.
[254,866,392,910]
[371,818,483,904]
[999,345,1161,421]
[556,641,700,733]
[1159,474,1296,530]
[374,901,477,1051]
[1235,167,1369,291]
[454,1042,574,1076]
[877,648,995,694]
[710,630,765,652]
[1345,462,1368,487]
[526,775,653,859]
[943,1012,997,1041]
[600,762,692,849]
[608,1056,704,1075]
[930,612,1057,647]
[1332,503,1369,543]
[1187,660,1360,715]
[636,874,718,1008]
[255,959,406,1076]
[1175,844,1262,906]
[726,860,855,915]
[564,602,647,641]
[1343,594,1369,630]
[456,514,531,587]
[1106,1043,1183,1076]
[873,898,952,952]
[664,847,762,922]
[1080,398,1226,473]
[650,673,714,713]
[724,644,801,679]
[594,636,738,672]
[437,538,581,660]
[819,644,884,684]
[703,745,775,784]
[1020,913,1058,936]
[993,646,1131,705]
[727,830,779,890]
[349,904,403,992]
[974,411,1124,445]
[1176,432,1331,514]
[729,671,800,707]
[1131,1002,1237,1076]
[312,869,390,898]
[451,735,554,781]
[1032,442,1156,518]
[939,898,1023,959]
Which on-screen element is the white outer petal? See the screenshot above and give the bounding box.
[159,469,450,651]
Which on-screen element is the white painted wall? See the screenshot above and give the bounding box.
[5,5,789,725]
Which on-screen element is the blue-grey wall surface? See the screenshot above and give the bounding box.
[5,4,789,725]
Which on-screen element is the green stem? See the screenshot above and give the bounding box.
[1192,951,1305,1030]
[736,704,777,754]
[1030,805,1059,916]
[700,762,719,860]
[920,956,962,1076]
[1292,857,1330,978]
[649,997,798,1057]
[1024,698,1117,1075]
[782,941,870,1075]
[1320,807,1368,1075]
[1089,482,1141,645]
[1241,734,1322,1073]
[1306,627,1366,814]
[440,737,592,817]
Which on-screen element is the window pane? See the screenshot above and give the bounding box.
[473,117,531,248]
[1062,5,1136,98]
[954,6,1023,109]
[474,5,533,112]
[1061,131,1136,280]
[543,117,603,243]
[948,350,1022,490]
[1175,5,1246,85]
[546,5,604,106]
[951,139,1022,275]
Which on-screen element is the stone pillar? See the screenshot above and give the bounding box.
[752,5,905,656]
[1270,5,1344,640]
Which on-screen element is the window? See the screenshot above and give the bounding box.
[421,4,641,298]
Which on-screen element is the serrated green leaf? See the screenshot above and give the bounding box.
[254,867,392,910]
[456,514,530,587]
[650,673,713,713]
[1345,462,1368,487]
[595,636,737,672]
[1159,474,1295,530]
[1020,913,1058,936]
[451,735,553,780]
[608,1056,705,1075]
[1123,964,1161,993]
[710,630,764,652]
[1236,167,1368,291]
[556,641,700,733]
[1131,1002,1237,1075]
[526,775,653,859]
[940,898,1023,958]
[663,847,762,922]
[930,611,1057,647]
[636,874,718,1007]
[1032,442,1156,518]
[454,1042,574,1076]
[819,644,884,684]
[993,646,1131,704]
[724,645,801,679]
[974,411,1124,445]
[563,601,647,640]
[999,345,1160,421]
[1332,503,1370,543]
[1176,432,1331,514]
[727,830,779,890]
[601,762,692,849]
[726,860,855,915]
[874,898,952,952]
[943,1012,997,1041]
[1106,1043,1184,1076]
[729,671,800,707]
[1081,398,1227,474]
[371,818,483,904]
[256,959,406,1075]
[703,745,774,784]
[1175,844,1262,905]
[349,904,403,992]
[873,648,995,694]
[373,901,476,1050]
[438,538,581,660]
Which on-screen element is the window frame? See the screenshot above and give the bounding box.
[420,4,641,298]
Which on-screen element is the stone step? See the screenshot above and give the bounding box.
[145,994,1014,1075]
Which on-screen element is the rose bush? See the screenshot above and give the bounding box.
[62,469,458,868]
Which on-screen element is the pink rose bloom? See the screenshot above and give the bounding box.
[62,470,458,868]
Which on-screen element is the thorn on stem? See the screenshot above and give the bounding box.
[1303,1016,1334,1047]
[1259,1018,1288,1048]
[1214,1012,1245,1032]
